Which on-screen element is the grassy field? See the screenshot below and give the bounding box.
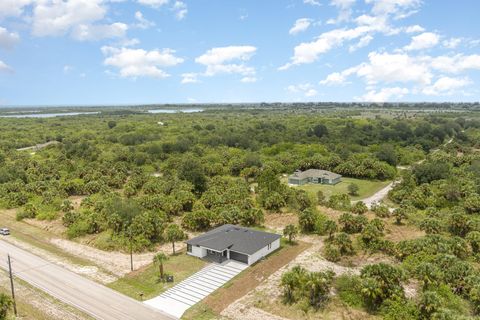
[108,251,207,300]
[283,177,391,201]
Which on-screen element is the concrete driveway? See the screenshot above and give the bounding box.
[145,260,247,319]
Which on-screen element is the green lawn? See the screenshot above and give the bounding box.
[108,251,207,300]
[283,177,391,201]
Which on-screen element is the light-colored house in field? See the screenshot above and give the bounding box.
[186,224,281,265]
[288,169,342,186]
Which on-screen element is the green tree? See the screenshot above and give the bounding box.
[466,231,480,254]
[360,263,405,311]
[420,218,442,235]
[107,120,117,129]
[298,208,318,233]
[283,224,298,243]
[392,207,408,225]
[164,224,187,254]
[304,271,334,307]
[153,252,168,280]
[348,183,360,196]
[324,220,338,240]
[351,201,368,215]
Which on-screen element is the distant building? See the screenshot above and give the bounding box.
[186,224,281,265]
[288,169,342,185]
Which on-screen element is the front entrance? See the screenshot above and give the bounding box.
[206,249,227,263]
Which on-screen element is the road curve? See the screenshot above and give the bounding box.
[0,240,174,320]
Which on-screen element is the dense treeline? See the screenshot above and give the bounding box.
[0,111,471,252]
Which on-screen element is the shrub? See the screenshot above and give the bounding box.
[324,244,341,262]
[351,201,368,214]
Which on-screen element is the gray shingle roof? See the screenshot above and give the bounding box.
[186,224,281,255]
[289,169,341,180]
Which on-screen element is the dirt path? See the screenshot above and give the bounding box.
[355,182,395,209]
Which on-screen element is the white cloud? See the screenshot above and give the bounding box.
[0,0,32,19]
[357,51,432,85]
[181,73,199,84]
[101,46,184,78]
[404,25,425,33]
[71,23,128,41]
[0,27,19,49]
[287,83,318,97]
[429,54,480,73]
[349,34,373,52]
[172,1,187,20]
[117,38,141,47]
[404,32,440,51]
[63,65,73,74]
[358,87,409,102]
[443,37,462,49]
[320,67,357,85]
[195,46,257,78]
[134,11,155,29]
[327,0,356,24]
[289,18,313,35]
[303,0,321,6]
[280,26,374,69]
[32,0,105,37]
[31,0,127,41]
[422,76,471,96]
[0,60,13,73]
[137,0,169,8]
[366,0,421,19]
[241,76,257,83]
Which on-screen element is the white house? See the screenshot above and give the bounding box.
[186,224,281,265]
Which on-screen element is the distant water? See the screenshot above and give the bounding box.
[0,112,99,118]
[147,108,203,114]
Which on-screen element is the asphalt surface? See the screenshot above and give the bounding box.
[0,239,174,320]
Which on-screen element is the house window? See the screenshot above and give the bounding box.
[187,244,192,253]
[267,243,271,250]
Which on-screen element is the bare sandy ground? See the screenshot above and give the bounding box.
[50,238,186,278]
[221,235,361,320]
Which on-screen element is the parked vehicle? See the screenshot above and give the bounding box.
[0,228,10,235]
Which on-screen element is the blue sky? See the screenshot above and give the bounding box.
[0,0,480,105]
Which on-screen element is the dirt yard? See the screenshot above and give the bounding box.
[220,234,385,320]
[202,241,311,315]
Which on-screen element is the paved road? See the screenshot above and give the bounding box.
[0,240,174,320]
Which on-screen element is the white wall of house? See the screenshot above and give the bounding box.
[188,245,207,258]
[247,238,281,265]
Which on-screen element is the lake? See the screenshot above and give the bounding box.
[0,112,100,118]
[147,108,204,113]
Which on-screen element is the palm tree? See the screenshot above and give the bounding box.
[153,253,168,280]
[164,224,187,255]
[283,224,298,243]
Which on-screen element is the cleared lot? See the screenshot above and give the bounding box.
[145,261,247,319]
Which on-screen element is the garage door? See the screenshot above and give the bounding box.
[229,251,248,264]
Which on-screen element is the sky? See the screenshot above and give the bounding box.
[1,0,480,106]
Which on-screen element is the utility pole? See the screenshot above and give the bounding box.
[7,254,17,317]
[130,240,133,271]
[128,229,133,271]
